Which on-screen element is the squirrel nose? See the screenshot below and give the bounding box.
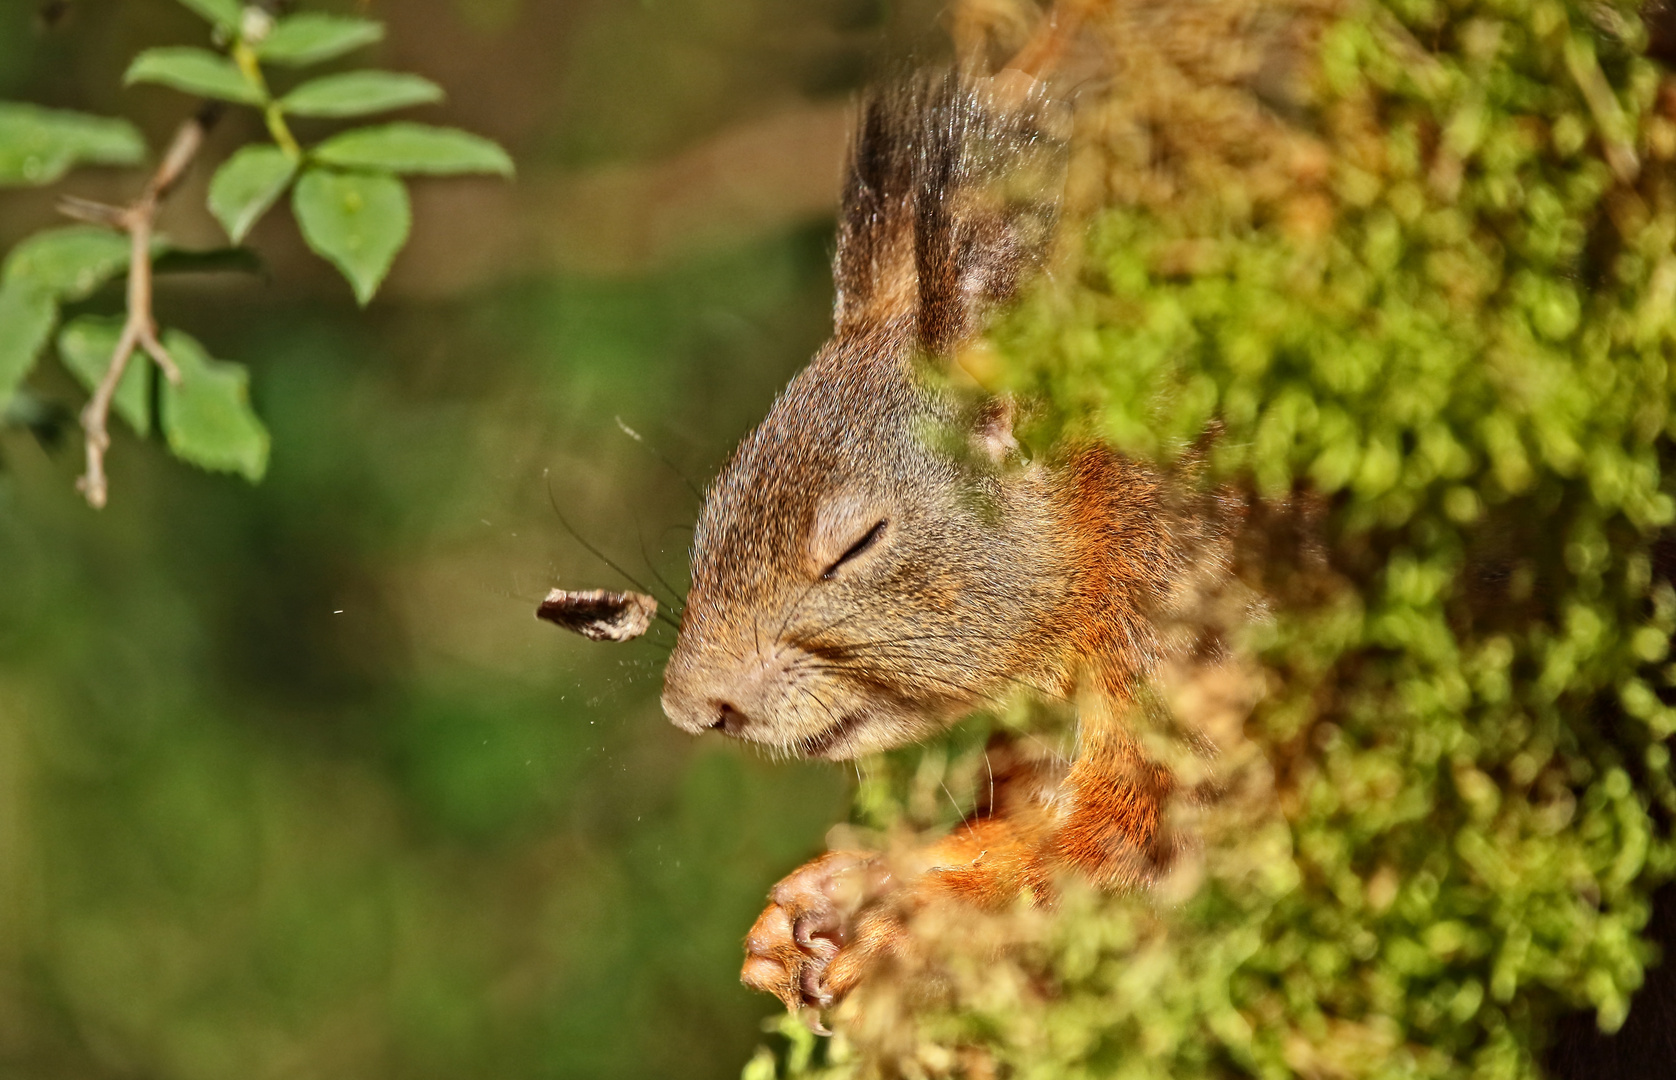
[662,675,755,736]
[712,703,747,735]
[662,635,788,737]
[679,700,749,737]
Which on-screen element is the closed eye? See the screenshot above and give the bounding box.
[821,519,887,580]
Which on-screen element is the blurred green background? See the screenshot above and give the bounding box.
[0,1,951,1075]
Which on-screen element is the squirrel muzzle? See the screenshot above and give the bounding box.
[660,646,798,738]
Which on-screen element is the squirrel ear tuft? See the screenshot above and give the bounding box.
[831,74,1066,352]
[831,89,919,335]
[913,77,1066,355]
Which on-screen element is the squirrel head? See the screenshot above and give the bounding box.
[662,74,1067,759]
[660,321,1069,759]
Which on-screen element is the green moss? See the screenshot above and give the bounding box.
[766,0,1676,1075]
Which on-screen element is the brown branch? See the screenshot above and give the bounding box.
[62,113,210,509]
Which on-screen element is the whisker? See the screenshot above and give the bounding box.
[938,777,964,819]
[795,685,845,756]
[790,607,867,645]
[616,415,705,503]
[805,646,1067,703]
[773,577,823,649]
[636,523,687,616]
[543,470,683,631]
[798,685,841,728]
[828,656,1066,709]
[810,630,1021,652]
[798,660,1014,711]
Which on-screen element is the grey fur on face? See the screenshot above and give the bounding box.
[661,74,1070,759]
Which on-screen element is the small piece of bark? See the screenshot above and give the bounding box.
[536,588,658,641]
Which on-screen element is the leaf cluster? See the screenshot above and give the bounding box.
[0,0,512,500]
[123,4,512,301]
[1,228,266,478]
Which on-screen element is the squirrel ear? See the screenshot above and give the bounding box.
[912,77,1066,356]
[832,91,918,335]
[830,75,1065,349]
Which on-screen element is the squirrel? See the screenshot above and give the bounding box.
[652,2,1244,1017]
[527,3,1676,1069]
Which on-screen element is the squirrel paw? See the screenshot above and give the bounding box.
[741,850,884,1015]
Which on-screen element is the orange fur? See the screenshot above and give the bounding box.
[739,445,1221,1013]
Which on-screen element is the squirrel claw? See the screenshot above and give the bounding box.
[799,1008,833,1036]
[742,851,874,1012]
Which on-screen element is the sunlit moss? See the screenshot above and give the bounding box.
[767,0,1676,1074]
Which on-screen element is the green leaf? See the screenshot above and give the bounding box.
[0,281,57,411]
[254,14,385,66]
[172,0,242,28]
[159,329,269,481]
[280,71,442,119]
[125,48,265,106]
[208,145,297,241]
[2,226,130,301]
[0,102,146,186]
[312,123,513,177]
[291,168,410,305]
[58,315,150,436]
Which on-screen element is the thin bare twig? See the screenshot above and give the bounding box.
[61,110,212,508]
